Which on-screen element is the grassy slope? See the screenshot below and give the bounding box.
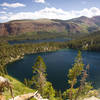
[4,75,36,100]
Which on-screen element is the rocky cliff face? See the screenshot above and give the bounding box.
[0,24,9,36]
[0,16,100,36]
[0,20,66,36]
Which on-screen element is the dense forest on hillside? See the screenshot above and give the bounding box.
[67,31,100,51]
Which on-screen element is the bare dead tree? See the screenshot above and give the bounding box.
[0,76,14,100]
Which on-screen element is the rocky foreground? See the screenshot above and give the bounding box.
[9,91,48,100]
[84,96,100,100]
[0,76,48,100]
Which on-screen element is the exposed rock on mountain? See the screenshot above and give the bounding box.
[0,16,100,36]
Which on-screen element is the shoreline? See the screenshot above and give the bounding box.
[5,47,65,68]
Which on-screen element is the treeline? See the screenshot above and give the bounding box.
[25,51,94,100]
[0,41,68,75]
[66,31,100,51]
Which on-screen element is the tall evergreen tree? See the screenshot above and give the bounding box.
[68,51,84,100]
[75,64,93,100]
[42,81,55,100]
[31,56,47,95]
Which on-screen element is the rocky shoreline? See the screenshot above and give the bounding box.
[5,46,61,68]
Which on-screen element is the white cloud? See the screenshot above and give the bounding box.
[34,0,45,3]
[0,11,7,14]
[3,8,7,10]
[0,2,26,8]
[1,7,100,22]
[0,16,8,20]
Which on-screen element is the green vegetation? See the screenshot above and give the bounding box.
[63,51,93,100]
[0,31,68,42]
[67,51,84,100]
[31,56,47,95]
[4,75,35,100]
[29,56,56,100]
[67,31,100,51]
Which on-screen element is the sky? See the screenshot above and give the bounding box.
[0,0,100,23]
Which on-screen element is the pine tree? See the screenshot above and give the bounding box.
[42,81,55,100]
[75,64,93,100]
[68,51,84,100]
[58,90,63,100]
[31,56,47,95]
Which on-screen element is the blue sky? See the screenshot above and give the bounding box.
[0,0,100,22]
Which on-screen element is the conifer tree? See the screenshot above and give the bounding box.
[42,81,55,100]
[68,51,84,100]
[31,56,47,95]
[75,64,93,100]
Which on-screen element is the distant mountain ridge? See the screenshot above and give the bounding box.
[0,16,100,36]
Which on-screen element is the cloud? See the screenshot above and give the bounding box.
[0,16,8,20]
[34,0,45,3]
[3,8,7,10]
[0,11,7,14]
[0,2,26,8]
[1,7,100,22]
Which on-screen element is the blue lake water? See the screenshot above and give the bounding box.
[8,38,70,45]
[7,49,100,91]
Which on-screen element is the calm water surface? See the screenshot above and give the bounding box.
[8,38,70,45]
[7,49,100,91]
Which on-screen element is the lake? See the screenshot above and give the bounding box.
[8,38,70,45]
[7,49,100,91]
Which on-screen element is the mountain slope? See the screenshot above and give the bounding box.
[4,75,35,100]
[0,16,100,36]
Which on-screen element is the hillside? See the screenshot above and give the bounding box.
[3,75,100,100]
[0,16,100,37]
[4,75,36,100]
[67,31,100,51]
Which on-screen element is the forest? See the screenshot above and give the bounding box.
[66,31,100,51]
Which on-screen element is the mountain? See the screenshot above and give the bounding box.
[0,16,100,36]
[91,16,100,26]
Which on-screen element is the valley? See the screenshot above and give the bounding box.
[1,16,100,100]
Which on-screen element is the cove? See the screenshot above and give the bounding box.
[7,49,100,91]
